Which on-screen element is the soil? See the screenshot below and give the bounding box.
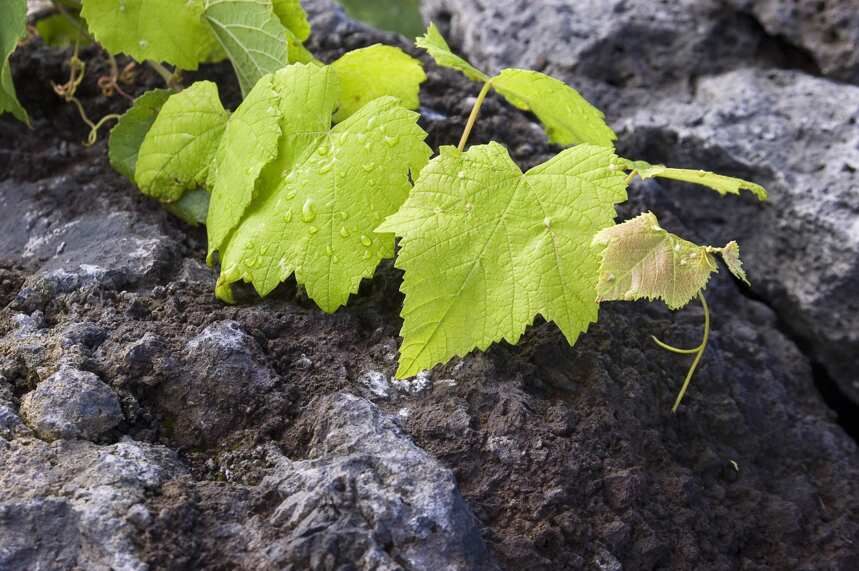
[1,9,857,571]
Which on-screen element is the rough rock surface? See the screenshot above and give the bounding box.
[726,0,859,84]
[0,1,857,570]
[20,367,123,440]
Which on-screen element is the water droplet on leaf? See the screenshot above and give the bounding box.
[360,235,372,247]
[301,198,317,223]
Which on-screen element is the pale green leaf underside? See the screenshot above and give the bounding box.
[593,211,749,310]
[626,159,768,201]
[0,0,28,124]
[416,22,488,83]
[492,69,616,147]
[108,89,172,181]
[166,188,210,226]
[720,240,749,285]
[204,0,289,96]
[211,63,431,312]
[379,142,627,378]
[207,73,282,261]
[82,0,214,69]
[331,44,425,122]
[135,81,229,202]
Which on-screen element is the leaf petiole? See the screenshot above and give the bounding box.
[457,79,493,151]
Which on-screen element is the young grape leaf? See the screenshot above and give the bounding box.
[109,89,172,181]
[720,240,749,285]
[378,143,627,379]
[492,69,616,147]
[272,0,311,41]
[625,159,768,201]
[135,81,229,201]
[81,0,215,69]
[209,63,431,311]
[203,0,289,96]
[331,44,425,122]
[416,24,615,147]
[207,73,283,260]
[592,211,749,310]
[0,0,28,124]
[416,22,489,82]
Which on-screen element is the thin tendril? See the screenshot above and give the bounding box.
[651,291,711,412]
[457,79,493,151]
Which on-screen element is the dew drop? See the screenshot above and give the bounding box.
[301,198,317,223]
[543,216,552,228]
[319,162,333,175]
[308,225,318,235]
[325,245,333,257]
[360,235,372,247]
[697,170,707,178]
[317,144,330,156]
[362,250,371,260]
[384,135,399,147]
[457,171,465,179]
[261,245,270,255]
[606,273,615,282]
[285,189,297,200]
[679,259,687,266]
[282,209,293,223]
[608,163,618,172]
[367,116,377,128]
[138,39,148,49]
[266,106,275,114]
[673,243,681,252]
[356,132,367,143]
[333,255,339,263]
[338,211,348,221]
[362,162,376,173]
[339,226,350,238]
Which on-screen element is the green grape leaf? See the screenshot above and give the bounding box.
[135,81,229,202]
[209,63,431,311]
[0,0,28,124]
[592,211,749,310]
[81,0,214,69]
[627,159,768,201]
[720,240,749,285]
[285,27,316,64]
[272,0,310,41]
[108,89,172,181]
[331,44,425,122]
[166,188,210,226]
[416,22,489,83]
[35,13,93,48]
[207,73,282,261]
[203,0,288,96]
[378,143,627,378]
[492,69,616,147]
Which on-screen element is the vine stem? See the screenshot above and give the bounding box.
[147,61,181,90]
[651,291,711,413]
[457,79,493,152]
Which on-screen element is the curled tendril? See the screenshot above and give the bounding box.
[652,291,711,412]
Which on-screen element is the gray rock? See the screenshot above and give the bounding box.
[727,0,859,84]
[619,68,859,404]
[0,405,31,440]
[257,393,494,570]
[158,320,280,447]
[20,368,123,441]
[355,369,391,400]
[0,438,187,571]
[420,0,778,114]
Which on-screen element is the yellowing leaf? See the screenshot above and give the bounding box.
[593,212,749,310]
[135,81,229,201]
[82,0,215,70]
[628,160,768,201]
[108,89,172,181]
[416,22,489,82]
[331,44,425,122]
[208,63,431,311]
[203,0,289,96]
[378,143,627,378]
[492,69,616,147]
